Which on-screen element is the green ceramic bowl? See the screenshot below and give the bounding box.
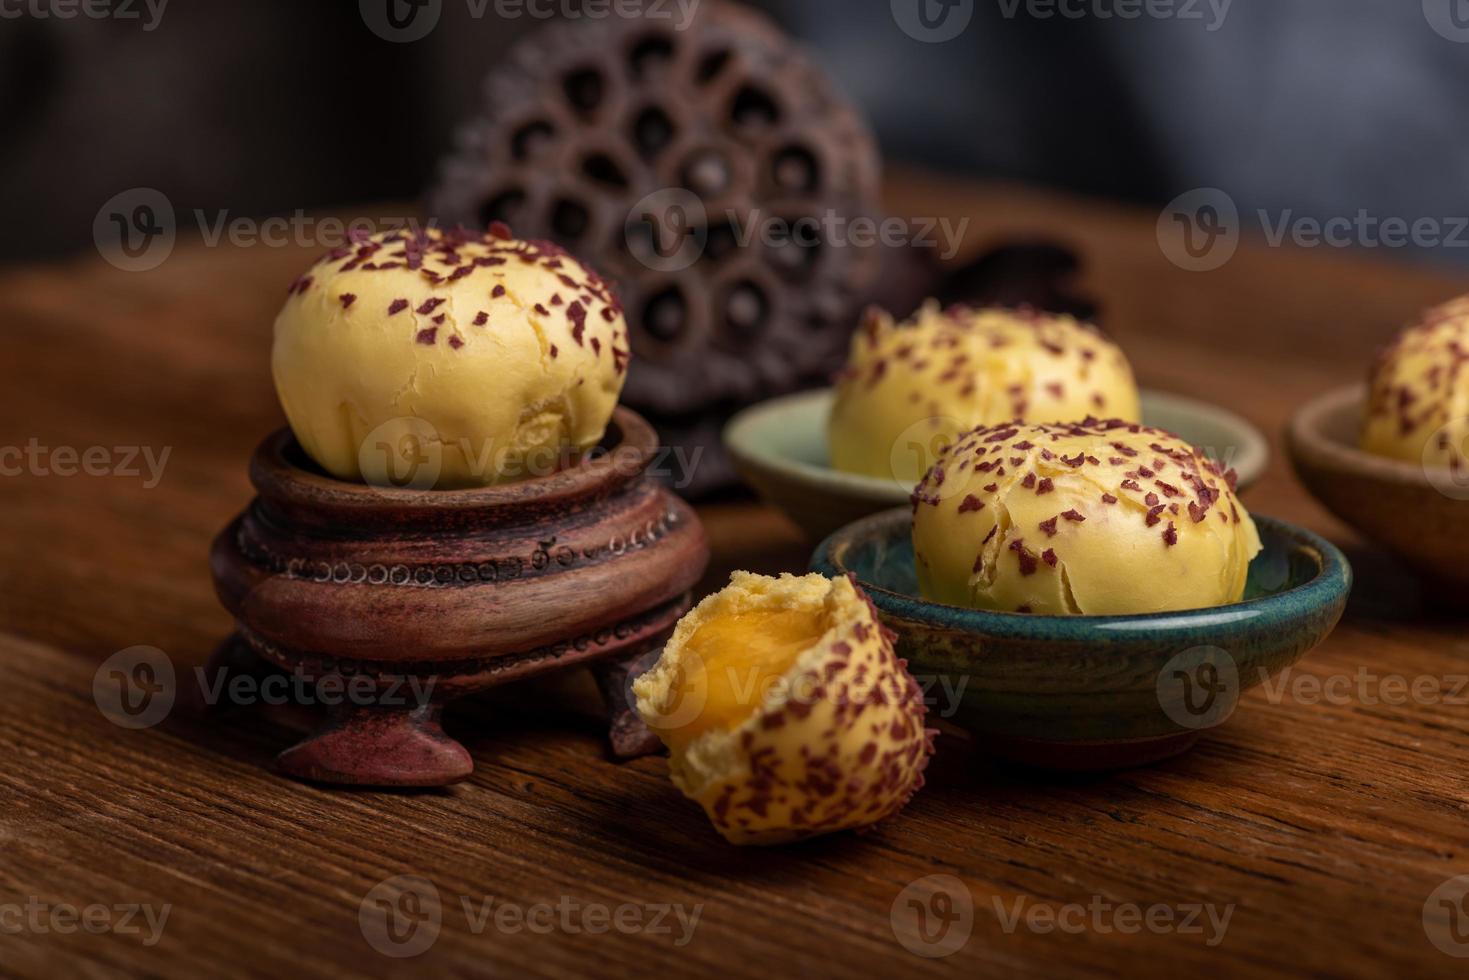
[725,388,1270,541]
[810,509,1351,770]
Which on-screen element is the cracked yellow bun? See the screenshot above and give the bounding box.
[632,572,933,846]
[272,224,629,488]
[911,419,1262,616]
[828,302,1141,484]
[1360,297,1469,472]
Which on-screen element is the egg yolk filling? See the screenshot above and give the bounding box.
[656,607,828,752]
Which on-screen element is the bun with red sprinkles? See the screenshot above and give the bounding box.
[911,418,1261,616]
[633,572,933,846]
[827,302,1141,484]
[271,225,628,488]
[1360,296,1469,473]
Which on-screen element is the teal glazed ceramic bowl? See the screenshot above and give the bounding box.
[725,388,1269,541]
[811,509,1351,770]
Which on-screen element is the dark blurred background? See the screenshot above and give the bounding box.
[3,0,1467,264]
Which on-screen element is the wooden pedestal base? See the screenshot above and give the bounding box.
[208,410,706,787]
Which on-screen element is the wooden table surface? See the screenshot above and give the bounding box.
[3,172,1468,979]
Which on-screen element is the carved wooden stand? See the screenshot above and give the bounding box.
[209,409,708,787]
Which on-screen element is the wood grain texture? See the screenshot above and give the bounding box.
[1,179,1467,978]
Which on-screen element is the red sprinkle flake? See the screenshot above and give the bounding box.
[1146,505,1166,527]
[534,303,550,316]
[567,301,588,346]
[1021,473,1037,489]
[983,483,999,493]
[1101,493,1118,504]
[1042,548,1058,567]
[1145,492,1160,506]
[415,328,437,345]
[1163,522,1179,546]
[432,313,446,325]
[958,495,985,513]
[473,312,489,326]
[1120,479,1143,492]
[1188,501,1208,523]
[1061,509,1086,523]
[549,343,559,359]
[416,298,445,316]
[339,293,357,309]
[1036,477,1055,495]
[1009,539,1039,575]
[982,525,998,544]
[388,299,409,316]
[1039,517,1059,537]
[489,221,513,240]
[448,336,464,350]
[492,284,507,298]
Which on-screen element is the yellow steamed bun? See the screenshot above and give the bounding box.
[911,419,1261,616]
[1360,296,1469,472]
[272,225,629,488]
[828,302,1141,484]
[633,572,932,846]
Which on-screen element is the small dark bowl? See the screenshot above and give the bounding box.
[811,510,1351,770]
